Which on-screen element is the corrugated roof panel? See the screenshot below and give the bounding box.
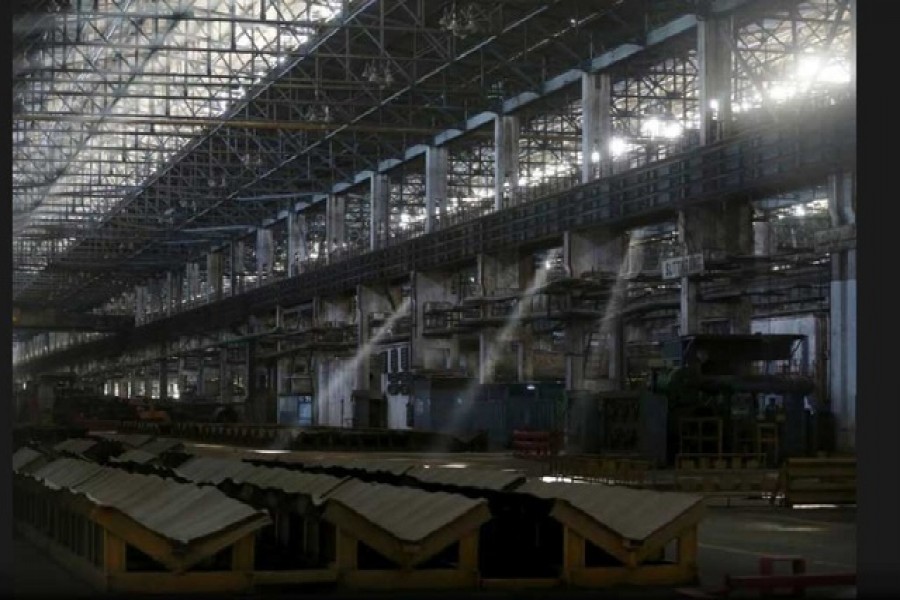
[53,438,99,455]
[517,480,703,542]
[31,458,268,546]
[407,466,525,491]
[176,456,259,485]
[325,480,487,543]
[234,468,348,503]
[308,458,416,476]
[92,433,154,448]
[13,447,46,473]
[138,438,184,456]
[31,458,107,489]
[111,449,158,465]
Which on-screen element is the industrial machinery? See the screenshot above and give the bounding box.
[651,334,819,465]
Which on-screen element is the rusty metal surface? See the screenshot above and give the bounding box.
[29,458,268,545]
[52,438,98,456]
[175,456,259,485]
[13,447,47,473]
[406,465,525,491]
[324,479,487,543]
[517,479,703,542]
[232,467,348,504]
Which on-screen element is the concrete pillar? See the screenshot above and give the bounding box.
[581,71,612,183]
[325,194,346,262]
[207,252,224,301]
[134,285,146,325]
[698,15,734,145]
[828,172,856,451]
[425,146,449,233]
[370,174,390,250]
[678,200,752,335]
[159,351,168,402]
[220,347,232,403]
[494,115,520,210]
[186,262,201,300]
[166,272,183,315]
[753,220,774,257]
[413,271,457,371]
[357,285,393,394]
[288,212,309,276]
[478,252,523,296]
[256,228,274,280]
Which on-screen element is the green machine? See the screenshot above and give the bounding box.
[651,334,818,465]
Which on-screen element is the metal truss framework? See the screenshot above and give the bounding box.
[13,0,853,363]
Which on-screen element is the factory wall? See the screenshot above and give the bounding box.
[315,357,355,427]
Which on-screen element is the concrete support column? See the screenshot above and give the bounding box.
[753,220,775,257]
[581,71,612,183]
[134,285,147,325]
[828,172,856,451]
[256,228,274,281]
[357,285,393,394]
[563,230,627,391]
[207,252,224,301]
[698,15,734,145]
[229,242,238,296]
[325,194,346,262]
[288,213,309,276]
[186,262,201,301]
[494,115,520,210]
[166,272,183,315]
[159,352,168,402]
[370,174,390,250]
[478,252,523,296]
[220,347,232,404]
[413,271,458,371]
[678,200,752,335]
[425,146,449,233]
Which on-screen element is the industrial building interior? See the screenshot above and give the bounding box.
[11,0,858,597]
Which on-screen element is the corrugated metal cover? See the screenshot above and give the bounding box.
[325,479,487,543]
[138,438,183,456]
[112,449,158,465]
[176,456,259,485]
[517,480,703,542]
[30,458,268,546]
[31,458,107,489]
[232,468,347,503]
[407,466,524,491]
[53,438,98,455]
[311,458,416,476]
[13,447,46,473]
[92,433,154,448]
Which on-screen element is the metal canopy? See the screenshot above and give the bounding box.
[13,0,700,311]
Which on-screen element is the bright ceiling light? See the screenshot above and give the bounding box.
[663,121,683,139]
[590,150,601,163]
[797,55,822,81]
[609,137,628,158]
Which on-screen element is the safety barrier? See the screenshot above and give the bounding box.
[544,455,651,487]
[678,555,856,598]
[675,454,778,505]
[775,457,856,507]
[511,430,561,458]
